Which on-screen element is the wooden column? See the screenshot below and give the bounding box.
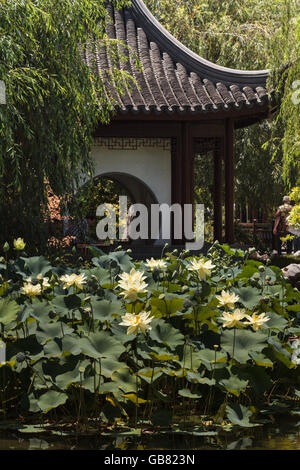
[181,122,194,207]
[181,122,194,244]
[224,118,235,244]
[213,142,223,242]
[171,134,183,245]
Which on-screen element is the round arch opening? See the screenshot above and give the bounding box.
[70,172,161,245]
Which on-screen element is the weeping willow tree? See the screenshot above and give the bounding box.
[0,0,132,251]
[145,0,299,215]
[267,0,300,187]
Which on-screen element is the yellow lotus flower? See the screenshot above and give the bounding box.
[119,311,153,335]
[216,290,240,309]
[145,258,167,271]
[60,273,87,290]
[187,258,215,280]
[220,309,246,328]
[244,312,270,331]
[21,282,42,298]
[13,238,26,251]
[117,268,148,302]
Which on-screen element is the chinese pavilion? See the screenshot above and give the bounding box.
[84,0,276,246]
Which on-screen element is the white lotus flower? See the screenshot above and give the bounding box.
[220,309,246,329]
[119,311,153,335]
[216,290,240,309]
[244,312,270,331]
[21,282,42,298]
[187,258,215,280]
[117,268,148,302]
[41,277,51,290]
[145,258,167,271]
[60,273,87,290]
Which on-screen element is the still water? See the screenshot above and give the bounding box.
[0,419,299,450]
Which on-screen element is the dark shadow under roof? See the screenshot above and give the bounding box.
[85,0,270,115]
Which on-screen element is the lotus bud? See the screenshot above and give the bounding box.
[3,242,9,253]
[194,287,202,297]
[16,352,26,363]
[183,299,193,309]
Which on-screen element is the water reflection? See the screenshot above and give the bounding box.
[0,420,299,450]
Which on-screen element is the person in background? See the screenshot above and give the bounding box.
[64,215,96,246]
[273,196,292,255]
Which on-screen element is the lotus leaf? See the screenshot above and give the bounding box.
[178,388,202,399]
[219,374,248,396]
[79,330,125,360]
[226,403,257,427]
[21,256,52,276]
[111,367,137,393]
[0,298,20,325]
[37,390,68,413]
[149,318,184,350]
[221,329,268,364]
[232,286,262,309]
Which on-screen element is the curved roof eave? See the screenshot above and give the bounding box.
[130,0,270,88]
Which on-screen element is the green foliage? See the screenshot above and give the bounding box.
[267,2,300,187]
[145,0,299,212]
[0,242,299,434]
[0,0,131,250]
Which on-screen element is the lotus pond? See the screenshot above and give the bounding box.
[0,242,299,448]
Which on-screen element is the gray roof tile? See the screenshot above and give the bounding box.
[88,0,269,114]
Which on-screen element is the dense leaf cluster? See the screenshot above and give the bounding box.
[0,0,130,249]
[0,243,299,432]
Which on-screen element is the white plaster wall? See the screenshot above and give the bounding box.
[91,145,172,207]
[90,145,172,244]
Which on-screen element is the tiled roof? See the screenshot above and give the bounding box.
[85,0,270,115]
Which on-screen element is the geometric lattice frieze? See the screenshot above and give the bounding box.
[94,137,172,151]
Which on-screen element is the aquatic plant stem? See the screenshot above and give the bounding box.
[232,327,236,364]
